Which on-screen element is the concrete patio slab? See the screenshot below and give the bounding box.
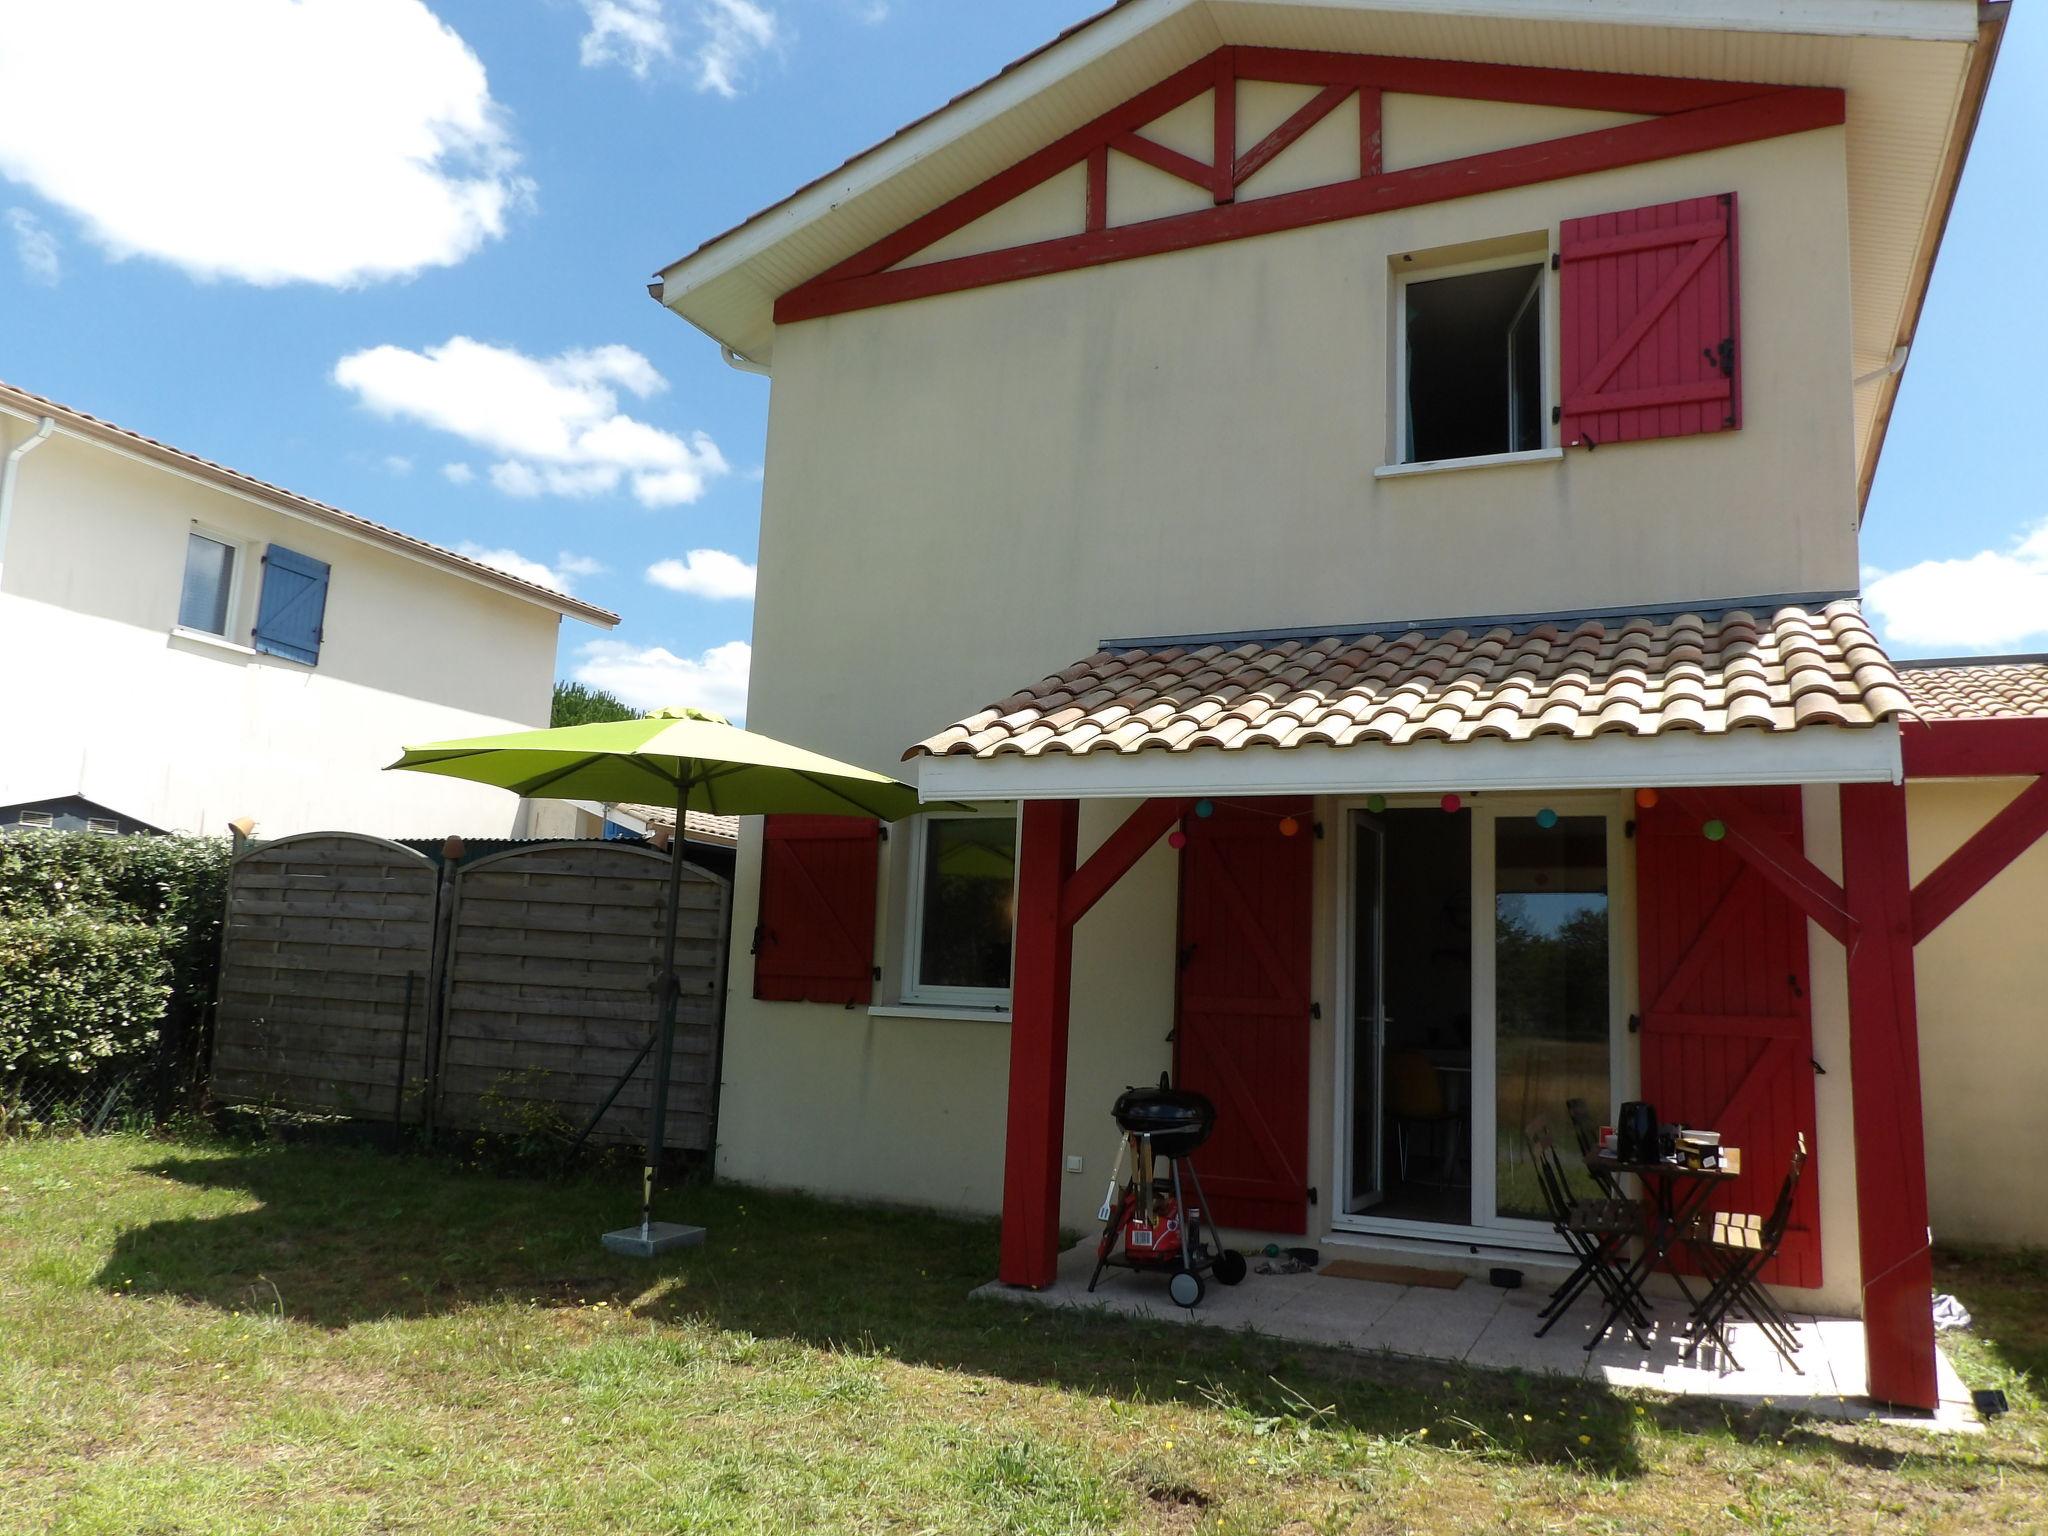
[975,1239,1980,1431]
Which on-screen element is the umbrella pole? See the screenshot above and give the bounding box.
[640,765,691,1238]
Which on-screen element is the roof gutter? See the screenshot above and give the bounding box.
[1857,0,2009,522]
[0,414,54,590]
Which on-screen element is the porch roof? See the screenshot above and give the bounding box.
[1897,655,2048,721]
[910,600,1912,765]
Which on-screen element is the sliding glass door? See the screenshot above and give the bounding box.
[1337,796,1626,1243]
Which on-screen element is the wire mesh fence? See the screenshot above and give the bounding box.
[0,1067,163,1137]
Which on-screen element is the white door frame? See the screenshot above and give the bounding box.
[1329,790,1633,1249]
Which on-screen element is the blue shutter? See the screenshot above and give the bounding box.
[253,545,330,665]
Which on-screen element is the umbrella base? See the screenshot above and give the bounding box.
[601,1221,706,1258]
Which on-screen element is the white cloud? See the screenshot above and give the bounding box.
[695,0,779,97]
[441,462,476,485]
[6,207,58,284]
[334,336,728,507]
[647,548,756,599]
[580,0,674,78]
[575,638,751,719]
[1864,519,2048,653]
[381,454,414,476]
[0,1,528,287]
[454,542,602,595]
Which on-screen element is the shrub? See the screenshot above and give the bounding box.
[0,913,170,1076]
[0,831,231,1102]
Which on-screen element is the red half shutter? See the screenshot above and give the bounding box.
[1635,787,1820,1287]
[1559,192,1739,449]
[753,814,879,1005]
[1174,800,1314,1234]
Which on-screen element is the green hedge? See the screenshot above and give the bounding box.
[0,832,231,1095]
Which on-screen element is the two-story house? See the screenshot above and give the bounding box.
[651,0,2042,1411]
[0,381,618,837]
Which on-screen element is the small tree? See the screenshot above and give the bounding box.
[552,680,638,729]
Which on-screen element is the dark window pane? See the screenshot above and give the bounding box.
[1405,262,1545,463]
[179,533,234,634]
[1494,815,1610,1220]
[918,816,1017,990]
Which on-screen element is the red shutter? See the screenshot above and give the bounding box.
[1559,192,1739,449]
[1635,787,1820,1287]
[1174,801,1314,1234]
[753,814,879,1005]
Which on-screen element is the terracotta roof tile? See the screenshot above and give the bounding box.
[1897,658,2048,721]
[907,603,1918,761]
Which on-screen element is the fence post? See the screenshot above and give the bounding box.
[420,835,464,1142]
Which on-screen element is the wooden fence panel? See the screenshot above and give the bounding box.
[211,833,439,1119]
[437,843,729,1152]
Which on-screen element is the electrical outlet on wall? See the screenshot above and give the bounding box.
[1063,1154,1084,1174]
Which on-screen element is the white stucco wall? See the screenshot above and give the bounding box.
[0,425,563,838]
[712,106,1876,1292]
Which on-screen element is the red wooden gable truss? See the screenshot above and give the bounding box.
[778,48,1844,323]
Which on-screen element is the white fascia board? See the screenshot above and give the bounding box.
[656,0,1196,303]
[1239,0,1979,43]
[917,723,1903,802]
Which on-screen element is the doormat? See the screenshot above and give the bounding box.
[1319,1260,1466,1289]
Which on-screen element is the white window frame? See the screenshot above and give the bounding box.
[901,809,1021,1009]
[174,522,248,642]
[1328,790,1632,1251]
[15,809,54,829]
[1390,245,1554,472]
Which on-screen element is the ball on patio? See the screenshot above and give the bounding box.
[1702,819,1727,842]
[1168,829,1188,849]
[1635,787,1660,809]
[1535,807,1559,829]
[1440,793,1463,814]
[1194,799,1215,818]
[1366,794,1387,814]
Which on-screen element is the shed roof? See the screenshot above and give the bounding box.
[908,600,1912,761]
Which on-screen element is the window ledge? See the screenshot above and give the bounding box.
[868,1002,1012,1025]
[168,625,256,657]
[1374,446,1564,480]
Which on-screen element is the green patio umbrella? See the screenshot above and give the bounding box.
[388,707,932,1254]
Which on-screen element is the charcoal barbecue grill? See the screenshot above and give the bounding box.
[1089,1076,1247,1307]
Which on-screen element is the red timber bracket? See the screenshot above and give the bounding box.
[1000,797,1191,1288]
[776,47,1844,324]
[1902,717,2048,942]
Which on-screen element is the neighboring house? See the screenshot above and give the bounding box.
[0,382,618,838]
[1,794,165,837]
[652,0,2040,1410]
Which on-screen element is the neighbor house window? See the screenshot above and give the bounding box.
[86,818,120,836]
[178,530,237,636]
[1399,256,1547,464]
[15,810,53,829]
[905,812,1019,1004]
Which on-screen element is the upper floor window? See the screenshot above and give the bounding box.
[178,530,237,636]
[1397,254,1547,466]
[905,811,1018,1005]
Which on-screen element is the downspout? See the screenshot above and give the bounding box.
[720,344,771,378]
[0,415,55,589]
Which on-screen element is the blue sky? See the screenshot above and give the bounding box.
[0,1,2040,722]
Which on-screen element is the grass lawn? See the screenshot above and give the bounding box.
[1,1133,2042,1534]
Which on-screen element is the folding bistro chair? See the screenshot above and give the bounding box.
[1565,1097,1625,1200]
[1683,1133,1809,1372]
[1528,1132,1652,1348]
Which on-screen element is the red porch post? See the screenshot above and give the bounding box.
[1840,781,1939,1411]
[999,798,1079,1288]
